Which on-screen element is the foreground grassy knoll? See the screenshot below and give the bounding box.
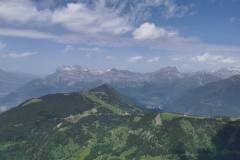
[0,84,240,160]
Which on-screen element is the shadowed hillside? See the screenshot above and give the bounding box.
[1,85,240,160]
[168,75,240,116]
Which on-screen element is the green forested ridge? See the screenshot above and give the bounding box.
[0,84,240,160]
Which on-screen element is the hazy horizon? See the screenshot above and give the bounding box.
[2,64,240,77]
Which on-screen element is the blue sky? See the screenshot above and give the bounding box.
[0,0,239,75]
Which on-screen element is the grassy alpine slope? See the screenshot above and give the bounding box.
[0,84,240,160]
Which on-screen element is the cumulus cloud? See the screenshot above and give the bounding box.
[0,0,238,60]
[0,0,132,36]
[133,22,178,41]
[0,0,197,47]
[193,53,238,64]
[0,0,193,36]
[1,52,38,58]
[0,0,51,23]
[147,57,160,62]
[128,56,144,62]
[51,2,132,35]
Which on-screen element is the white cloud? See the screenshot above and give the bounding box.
[193,53,238,64]
[0,0,132,36]
[161,0,194,19]
[133,22,178,41]
[0,0,196,47]
[0,0,192,37]
[0,0,238,61]
[171,57,184,61]
[78,47,102,52]
[0,0,136,45]
[0,28,92,44]
[0,0,50,23]
[0,28,57,40]
[147,57,160,62]
[128,56,144,62]
[64,45,103,54]
[0,42,6,49]
[123,0,193,20]
[106,56,116,60]
[63,45,74,53]
[1,52,38,58]
[52,2,132,35]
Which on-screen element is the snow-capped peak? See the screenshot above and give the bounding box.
[56,65,104,75]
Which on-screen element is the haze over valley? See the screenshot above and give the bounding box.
[1,65,240,116]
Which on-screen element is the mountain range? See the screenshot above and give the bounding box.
[1,84,240,160]
[1,65,240,116]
